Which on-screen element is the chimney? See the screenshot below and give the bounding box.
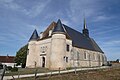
[40,32,43,39]
[49,30,52,36]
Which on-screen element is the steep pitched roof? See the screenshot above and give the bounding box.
[29,29,39,41]
[89,38,103,53]
[63,25,104,53]
[52,19,65,34]
[33,20,103,53]
[0,56,15,63]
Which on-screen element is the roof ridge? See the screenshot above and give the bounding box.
[63,24,82,35]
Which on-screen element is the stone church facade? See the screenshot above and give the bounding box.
[26,19,107,70]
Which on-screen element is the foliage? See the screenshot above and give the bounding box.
[6,66,12,70]
[116,59,119,62]
[11,67,18,72]
[14,44,28,68]
[66,67,74,70]
[0,64,3,69]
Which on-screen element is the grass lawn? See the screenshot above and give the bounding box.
[5,66,85,76]
[15,67,120,80]
[5,67,51,76]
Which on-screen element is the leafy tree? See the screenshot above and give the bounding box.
[116,59,119,63]
[14,44,28,68]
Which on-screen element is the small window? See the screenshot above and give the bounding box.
[84,52,87,59]
[66,57,68,63]
[63,56,65,61]
[66,44,69,52]
[63,56,68,63]
[27,49,29,55]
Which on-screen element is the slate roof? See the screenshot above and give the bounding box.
[29,20,103,53]
[53,19,65,34]
[63,25,104,53]
[29,29,39,41]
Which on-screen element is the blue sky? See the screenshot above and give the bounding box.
[0,0,120,60]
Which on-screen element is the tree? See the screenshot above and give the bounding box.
[116,59,119,63]
[14,44,28,68]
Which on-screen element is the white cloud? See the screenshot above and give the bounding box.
[68,0,97,23]
[0,0,14,3]
[0,0,51,18]
[61,20,70,25]
[26,0,51,17]
[67,0,112,24]
[105,40,120,45]
[93,15,114,22]
[93,27,120,35]
[0,0,28,14]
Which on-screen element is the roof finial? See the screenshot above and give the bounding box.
[83,14,87,29]
[82,14,89,37]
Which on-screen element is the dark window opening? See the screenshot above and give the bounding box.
[84,52,87,59]
[66,44,69,52]
[27,49,29,55]
[66,57,68,62]
[63,56,68,63]
[64,56,65,60]
[42,57,45,67]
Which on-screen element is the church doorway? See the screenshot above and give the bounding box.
[42,57,45,67]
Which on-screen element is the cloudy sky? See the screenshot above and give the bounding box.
[0,0,120,60]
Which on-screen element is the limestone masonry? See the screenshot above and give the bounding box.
[26,19,107,70]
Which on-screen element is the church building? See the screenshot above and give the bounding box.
[26,19,107,70]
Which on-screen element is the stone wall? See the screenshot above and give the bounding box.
[50,34,66,70]
[26,38,107,69]
[69,47,107,68]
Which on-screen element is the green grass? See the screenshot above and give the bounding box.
[5,67,51,76]
[15,67,120,80]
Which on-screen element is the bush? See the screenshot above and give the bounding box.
[0,64,3,69]
[107,62,112,66]
[7,66,12,70]
[11,67,18,72]
[66,67,73,70]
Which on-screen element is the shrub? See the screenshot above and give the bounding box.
[7,66,12,70]
[66,67,73,70]
[0,64,3,69]
[11,67,18,72]
[107,62,112,66]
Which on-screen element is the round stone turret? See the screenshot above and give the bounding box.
[50,19,66,70]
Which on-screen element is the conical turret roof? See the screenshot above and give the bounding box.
[52,19,65,34]
[29,29,39,41]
